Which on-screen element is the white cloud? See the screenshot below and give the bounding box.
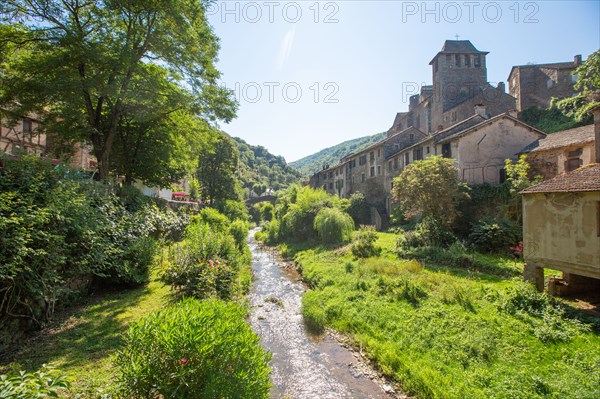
[276,26,296,70]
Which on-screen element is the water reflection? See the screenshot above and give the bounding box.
[247,230,392,399]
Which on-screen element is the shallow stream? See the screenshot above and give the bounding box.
[247,229,396,399]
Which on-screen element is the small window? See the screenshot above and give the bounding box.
[329,183,333,190]
[446,54,451,63]
[567,148,583,157]
[474,55,481,67]
[361,173,366,183]
[370,166,375,177]
[426,146,430,154]
[388,161,392,172]
[455,54,460,67]
[499,168,507,183]
[547,79,554,89]
[413,148,423,161]
[370,151,375,162]
[566,158,583,172]
[22,119,32,133]
[409,133,414,141]
[571,74,578,84]
[377,149,381,158]
[464,55,470,67]
[394,157,399,170]
[405,153,410,166]
[377,165,381,175]
[359,155,367,165]
[442,143,452,158]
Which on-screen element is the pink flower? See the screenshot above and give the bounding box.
[209,260,214,267]
[216,260,221,265]
[180,358,188,365]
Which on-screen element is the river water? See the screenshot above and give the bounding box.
[247,229,395,399]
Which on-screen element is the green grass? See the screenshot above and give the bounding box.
[288,233,600,399]
[1,271,171,397]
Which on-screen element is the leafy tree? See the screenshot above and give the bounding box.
[391,156,469,229]
[504,155,541,222]
[0,0,236,181]
[574,49,600,95]
[197,132,239,204]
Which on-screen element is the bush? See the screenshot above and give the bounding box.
[346,192,370,225]
[215,199,249,222]
[0,157,171,344]
[468,217,521,253]
[0,364,71,398]
[161,223,241,299]
[229,219,250,250]
[313,208,354,244]
[194,207,229,231]
[263,219,280,244]
[116,299,271,399]
[351,225,381,258]
[260,202,274,222]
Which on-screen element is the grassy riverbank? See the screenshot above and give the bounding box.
[284,232,600,399]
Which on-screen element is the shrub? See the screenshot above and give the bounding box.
[116,299,271,399]
[263,219,280,244]
[351,225,381,258]
[260,202,274,222]
[468,217,521,253]
[194,207,229,231]
[0,364,71,399]
[161,223,241,299]
[215,199,249,222]
[346,192,370,225]
[229,219,250,250]
[313,207,354,244]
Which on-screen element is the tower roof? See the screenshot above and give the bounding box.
[429,40,489,64]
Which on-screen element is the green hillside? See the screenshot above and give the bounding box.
[289,132,387,177]
[231,136,301,194]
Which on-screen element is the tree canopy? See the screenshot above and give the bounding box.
[391,156,469,228]
[0,0,236,181]
[196,132,240,204]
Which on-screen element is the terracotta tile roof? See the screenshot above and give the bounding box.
[521,163,600,194]
[519,124,595,153]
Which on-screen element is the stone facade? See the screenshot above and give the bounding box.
[508,56,581,111]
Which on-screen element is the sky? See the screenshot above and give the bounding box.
[207,0,600,163]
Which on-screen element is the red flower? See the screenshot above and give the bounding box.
[180,358,188,365]
[209,260,214,267]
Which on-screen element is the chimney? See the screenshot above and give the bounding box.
[497,82,505,92]
[474,104,487,118]
[574,54,582,66]
[593,104,600,164]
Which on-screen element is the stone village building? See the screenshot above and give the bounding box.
[508,55,582,111]
[309,40,549,225]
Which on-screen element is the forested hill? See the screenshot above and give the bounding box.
[289,132,387,177]
[232,136,302,192]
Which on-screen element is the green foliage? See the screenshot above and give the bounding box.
[115,299,271,399]
[500,282,591,343]
[215,199,249,222]
[291,231,600,399]
[197,133,240,204]
[232,137,301,193]
[351,226,381,258]
[229,220,250,250]
[262,219,281,244]
[504,155,542,221]
[392,156,469,230]
[573,49,600,95]
[0,158,173,344]
[289,132,386,177]
[468,217,521,253]
[161,223,242,299]
[313,208,355,244]
[518,105,588,133]
[0,0,236,181]
[0,364,71,399]
[346,192,371,225]
[195,207,230,232]
[260,203,275,222]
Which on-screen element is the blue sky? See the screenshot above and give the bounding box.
[207,1,600,163]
